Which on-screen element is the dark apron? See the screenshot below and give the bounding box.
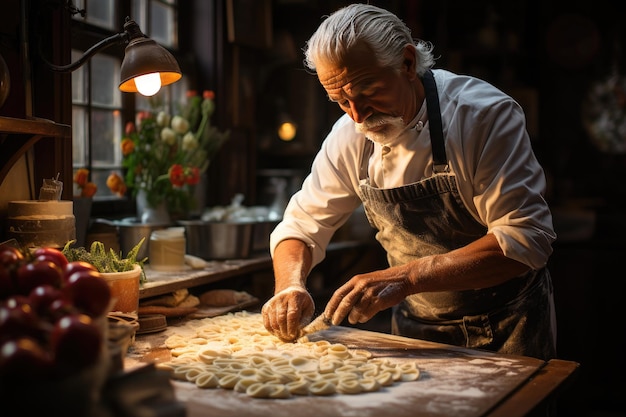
[358,70,556,360]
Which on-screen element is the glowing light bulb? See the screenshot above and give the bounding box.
[278,121,297,141]
[134,73,162,96]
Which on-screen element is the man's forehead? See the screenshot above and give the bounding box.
[317,44,380,94]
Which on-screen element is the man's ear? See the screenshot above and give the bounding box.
[402,44,417,79]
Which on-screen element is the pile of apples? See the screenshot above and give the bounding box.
[0,244,112,380]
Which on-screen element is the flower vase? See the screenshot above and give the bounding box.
[136,190,171,225]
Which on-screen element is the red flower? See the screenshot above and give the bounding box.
[74,168,89,187]
[185,166,201,185]
[168,164,186,187]
[121,138,135,156]
[125,121,135,135]
[106,172,127,197]
[81,182,98,198]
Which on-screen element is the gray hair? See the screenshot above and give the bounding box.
[303,3,435,76]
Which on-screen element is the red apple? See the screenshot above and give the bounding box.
[28,284,64,318]
[33,247,69,270]
[0,301,40,344]
[50,314,102,373]
[0,244,24,268]
[0,337,53,380]
[15,260,63,295]
[48,297,76,321]
[63,269,111,317]
[63,261,98,284]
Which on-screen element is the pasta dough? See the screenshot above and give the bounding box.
[155,311,420,399]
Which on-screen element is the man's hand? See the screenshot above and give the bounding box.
[261,286,315,342]
[324,268,411,325]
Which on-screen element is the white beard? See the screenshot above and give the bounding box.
[355,115,406,145]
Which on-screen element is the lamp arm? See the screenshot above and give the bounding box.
[42,31,128,73]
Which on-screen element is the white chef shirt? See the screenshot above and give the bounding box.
[270,69,556,271]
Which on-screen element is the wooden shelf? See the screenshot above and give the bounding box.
[140,240,375,300]
[0,115,71,186]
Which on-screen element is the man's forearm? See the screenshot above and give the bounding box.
[272,239,313,293]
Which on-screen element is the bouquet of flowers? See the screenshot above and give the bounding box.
[109,90,229,218]
[74,168,97,197]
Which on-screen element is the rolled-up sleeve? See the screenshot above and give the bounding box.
[270,117,364,270]
[450,93,556,270]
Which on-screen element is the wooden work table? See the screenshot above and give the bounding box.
[132,242,579,416]
[126,320,579,417]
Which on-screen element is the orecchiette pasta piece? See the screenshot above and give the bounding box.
[309,380,337,396]
[234,378,258,393]
[246,382,275,398]
[326,344,351,359]
[188,337,208,345]
[270,367,299,383]
[344,358,369,367]
[218,374,240,389]
[297,370,321,382]
[173,365,202,381]
[376,371,395,386]
[184,367,205,382]
[212,358,239,368]
[268,384,292,399]
[317,373,339,385]
[318,358,343,374]
[337,379,363,395]
[288,356,315,369]
[247,354,271,366]
[198,349,231,364]
[335,365,359,375]
[285,379,310,395]
[359,377,381,392]
[195,372,220,389]
[238,368,259,379]
[269,357,290,367]
[226,361,247,371]
[400,368,420,381]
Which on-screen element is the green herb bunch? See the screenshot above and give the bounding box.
[62,239,148,283]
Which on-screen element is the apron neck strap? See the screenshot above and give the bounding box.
[422,70,449,173]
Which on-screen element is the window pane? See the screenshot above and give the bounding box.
[91,55,121,107]
[71,50,87,103]
[91,109,122,166]
[132,0,147,34]
[85,0,115,30]
[150,2,177,48]
[72,107,88,166]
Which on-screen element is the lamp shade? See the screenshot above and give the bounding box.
[118,20,181,93]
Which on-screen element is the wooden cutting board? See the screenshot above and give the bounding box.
[128,325,546,417]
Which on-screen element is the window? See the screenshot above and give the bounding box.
[71,0,180,214]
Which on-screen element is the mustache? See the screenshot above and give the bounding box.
[355,115,404,133]
[358,115,399,129]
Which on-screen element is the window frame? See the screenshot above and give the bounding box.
[70,0,181,218]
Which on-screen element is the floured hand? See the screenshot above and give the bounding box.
[261,286,315,342]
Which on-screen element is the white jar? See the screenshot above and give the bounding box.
[149,227,186,271]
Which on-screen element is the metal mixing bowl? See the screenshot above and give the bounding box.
[179,220,269,260]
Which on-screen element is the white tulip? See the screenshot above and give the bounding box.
[156,111,171,127]
[171,115,190,134]
[182,132,198,151]
[160,127,177,145]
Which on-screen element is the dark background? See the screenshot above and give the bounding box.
[1,1,625,416]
